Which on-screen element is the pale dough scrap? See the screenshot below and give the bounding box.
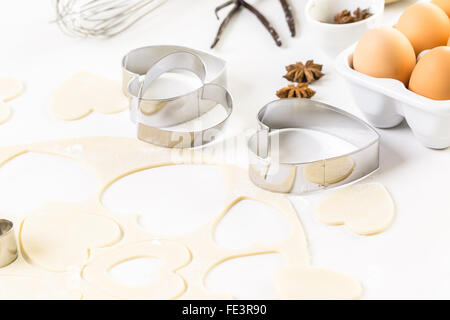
[83,241,190,300]
[0,275,81,300]
[0,101,11,124]
[50,72,129,120]
[0,76,24,102]
[20,203,122,272]
[303,156,354,185]
[274,266,362,300]
[315,183,395,235]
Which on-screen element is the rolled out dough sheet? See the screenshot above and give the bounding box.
[0,137,360,299]
[0,275,81,300]
[274,266,362,300]
[315,183,395,235]
[50,72,129,120]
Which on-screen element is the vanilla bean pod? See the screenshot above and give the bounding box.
[211,2,241,48]
[279,0,295,37]
[211,0,282,48]
[240,0,282,46]
[215,0,234,19]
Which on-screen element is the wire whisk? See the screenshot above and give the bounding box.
[53,0,167,38]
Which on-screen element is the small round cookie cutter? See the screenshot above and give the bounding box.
[248,98,380,194]
[123,45,232,148]
[0,219,18,268]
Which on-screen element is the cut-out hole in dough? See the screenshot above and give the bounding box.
[109,257,162,287]
[0,152,97,213]
[102,165,227,236]
[315,183,395,235]
[83,241,189,300]
[215,199,290,249]
[205,253,285,300]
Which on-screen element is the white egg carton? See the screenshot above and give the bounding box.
[336,44,450,149]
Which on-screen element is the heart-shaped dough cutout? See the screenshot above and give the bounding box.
[315,183,395,235]
[50,72,128,120]
[20,203,121,272]
[102,164,227,236]
[214,199,290,249]
[0,77,24,102]
[274,266,362,300]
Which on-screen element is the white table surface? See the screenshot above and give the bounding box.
[1,0,449,300]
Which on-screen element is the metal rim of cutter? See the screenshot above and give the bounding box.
[122,45,227,94]
[248,98,380,195]
[0,219,18,268]
[123,46,232,148]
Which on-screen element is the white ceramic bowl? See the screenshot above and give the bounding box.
[305,0,384,56]
[336,44,450,149]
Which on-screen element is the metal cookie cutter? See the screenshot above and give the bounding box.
[123,45,231,148]
[248,99,380,194]
[0,219,18,268]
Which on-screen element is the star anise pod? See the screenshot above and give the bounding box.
[283,60,324,84]
[353,8,372,22]
[276,83,316,99]
[334,7,372,24]
[334,9,354,24]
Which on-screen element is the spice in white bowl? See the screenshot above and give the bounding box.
[305,0,384,56]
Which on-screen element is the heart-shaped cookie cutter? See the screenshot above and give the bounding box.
[0,219,17,268]
[248,98,380,194]
[123,45,232,148]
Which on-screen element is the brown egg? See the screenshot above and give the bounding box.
[432,0,450,17]
[448,37,450,46]
[409,46,450,100]
[353,27,416,86]
[396,3,450,56]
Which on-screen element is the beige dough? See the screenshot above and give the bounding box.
[315,183,395,235]
[274,266,362,300]
[83,241,190,300]
[50,72,129,120]
[0,101,11,124]
[0,76,24,102]
[0,275,81,300]
[0,77,24,125]
[0,137,361,299]
[304,157,354,186]
[20,202,122,272]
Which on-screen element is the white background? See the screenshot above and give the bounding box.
[0,0,450,299]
